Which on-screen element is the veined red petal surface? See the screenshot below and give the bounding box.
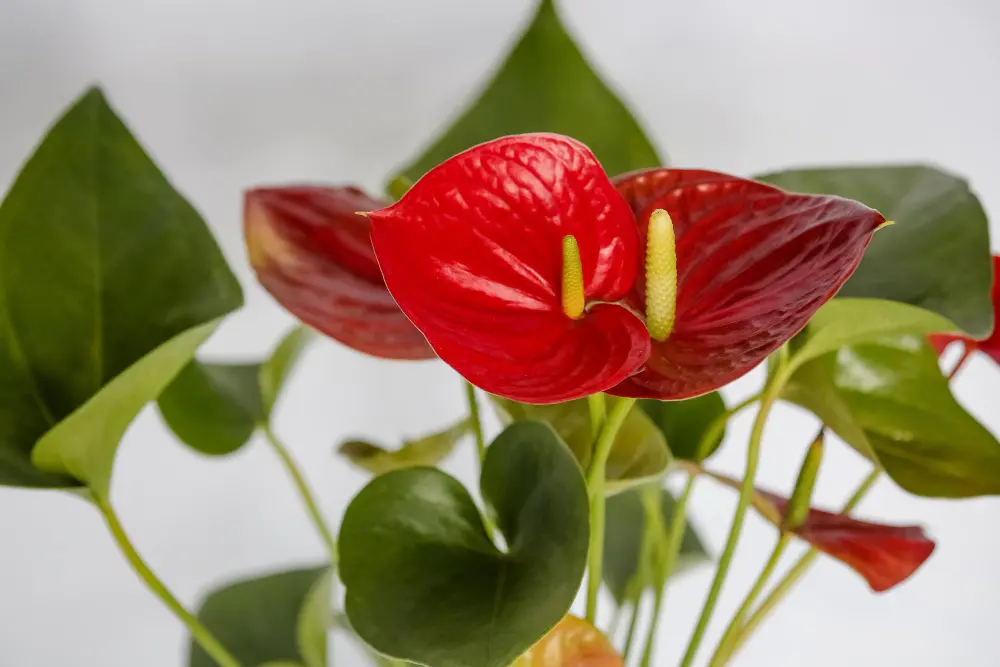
[929,254,1000,364]
[608,169,884,400]
[244,186,435,360]
[760,491,935,592]
[369,134,649,403]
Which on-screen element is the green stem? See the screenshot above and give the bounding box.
[588,393,607,437]
[708,535,791,667]
[262,425,338,569]
[465,381,487,467]
[639,475,696,667]
[96,496,242,667]
[678,370,787,667]
[621,598,643,661]
[585,397,637,624]
[621,498,657,660]
[728,469,881,657]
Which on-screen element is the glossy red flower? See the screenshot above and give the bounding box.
[244,186,435,360]
[760,490,936,592]
[929,254,1000,365]
[368,134,884,403]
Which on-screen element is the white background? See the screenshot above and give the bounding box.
[2,1,1000,665]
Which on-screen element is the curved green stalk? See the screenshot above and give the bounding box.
[465,381,487,466]
[585,397,637,623]
[96,496,242,667]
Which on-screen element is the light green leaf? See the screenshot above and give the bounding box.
[391,0,662,188]
[0,87,242,491]
[757,165,993,337]
[337,418,471,475]
[158,326,313,456]
[190,567,331,667]
[782,334,1000,497]
[602,486,709,605]
[340,421,590,667]
[638,392,727,462]
[491,395,670,493]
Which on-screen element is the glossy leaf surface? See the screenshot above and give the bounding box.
[512,616,622,667]
[341,421,590,667]
[602,487,709,604]
[190,567,332,667]
[758,165,994,337]
[0,87,241,492]
[371,134,649,403]
[338,418,471,475]
[158,327,312,456]
[491,396,670,493]
[245,185,434,360]
[638,392,727,461]
[392,0,661,185]
[607,169,883,399]
[782,334,1000,497]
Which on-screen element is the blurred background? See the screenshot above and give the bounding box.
[1,0,999,665]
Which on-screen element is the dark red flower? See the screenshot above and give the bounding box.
[244,186,435,360]
[760,490,936,592]
[929,254,1000,365]
[368,134,884,403]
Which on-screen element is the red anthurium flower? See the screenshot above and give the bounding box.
[929,254,1000,365]
[369,133,884,403]
[245,186,435,360]
[607,168,885,399]
[760,490,936,592]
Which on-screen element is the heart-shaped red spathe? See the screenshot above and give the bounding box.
[760,491,935,592]
[929,254,1000,364]
[607,169,886,400]
[368,134,650,403]
[244,185,435,360]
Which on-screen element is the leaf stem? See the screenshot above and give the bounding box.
[95,496,242,667]
[639,474,696,667]
[588,393,607,438]
[678,367,787,667]
[262,424,338,569]
[585,397,637,624]
[947,344,973,380]
[465,381,488,468]
[727,468,881,658]
[621,598,643,661]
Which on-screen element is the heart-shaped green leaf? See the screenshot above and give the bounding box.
[190,566,332,667]
[0,87,242,494]
[603,486,709,605]
[757,165,993,338]
[158,327,313,456]
[491,396,670,493]
[390,0,662,189]
[638,392,727,462]
[338,417,471,475]
[340,421,590,667]
[782,334,1000,497]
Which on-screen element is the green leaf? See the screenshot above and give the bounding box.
[491,395,670,493]
[757,165,994,338]
[391,0,662,187]
[158,326,312,456]
[602,487,709,605]
[340,421,590,667]
[0,87,242,492]
[787,299,959,375]
[638,392,727,461]
[190,566,332,667]
[782,334,1000,497]
[337,418,471,475]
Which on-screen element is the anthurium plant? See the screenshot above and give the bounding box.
[2,1,997,666]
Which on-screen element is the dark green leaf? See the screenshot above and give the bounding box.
[341,421,590,667]
[391,0,662,187]
[757,165,993,337]
[0,87,242,493]
[491,395,670,493]
[603,486,709,605]
[782,334,1000,497]
[639,392,727,461]
[337,418,471,475]
[158,326,312,456]
[190,566,332,667]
